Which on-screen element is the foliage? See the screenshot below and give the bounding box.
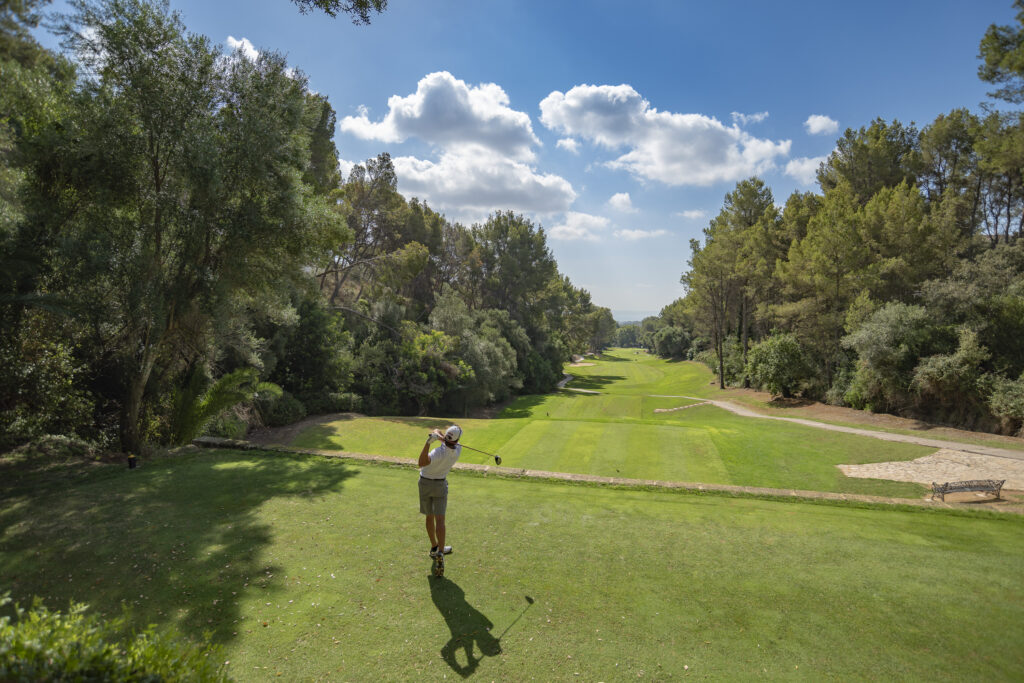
[0,317,94,451]
[842,303,949,413]
[290,0,387,23]
[746,333,810,398]
[652,325,690,358]
[6,434,101,462]
[988,372,1024,435]
[170,367,280,445]
[0,593,227,682]
[264,295,353,408]
[22,0,347,454]
[911,328,992,426]
[615,324,640,347]
[977,0,1024,103]
[264,390,307,427]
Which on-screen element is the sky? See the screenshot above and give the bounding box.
[37,0,1016,321]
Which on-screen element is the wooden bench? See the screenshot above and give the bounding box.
[930,479,1005,502]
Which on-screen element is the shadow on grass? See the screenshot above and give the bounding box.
[591,353,629,362]
[497,394,549,419]
[566,374,624,391]
[0,449,356,647]
[429,576,501,678]
[376,416,453,429]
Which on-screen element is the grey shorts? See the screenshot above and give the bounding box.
[419,476,448,515]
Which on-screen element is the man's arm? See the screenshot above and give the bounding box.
[418,429,443,467]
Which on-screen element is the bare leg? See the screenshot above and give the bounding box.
[426,515,438,547]
[435,515,446,550]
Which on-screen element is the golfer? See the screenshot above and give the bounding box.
[418,424,462,559]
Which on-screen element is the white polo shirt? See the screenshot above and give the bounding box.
[420,443,461,479]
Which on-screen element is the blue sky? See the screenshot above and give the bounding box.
[40,0,1015,321]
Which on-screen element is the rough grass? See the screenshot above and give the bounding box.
[2,450,1021,681]
[291,350,931,498]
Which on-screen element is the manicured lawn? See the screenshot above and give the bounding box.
[2,450,1021,680]
[291,350,932,498]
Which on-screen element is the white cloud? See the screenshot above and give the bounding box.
[805,114,839,136]
[391,146,576,217]
[731,111,769,126]
[548,212,610,241]
[556,138,580,154]
[784,155,829,186]
[614,228,667,240]
[226,35,258,61]
[608,192,637,213]
[676,209,707,220]
[539,84,790,186]
[339,71,540,160]
[338,158,357,180]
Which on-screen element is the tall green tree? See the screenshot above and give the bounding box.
[37,0,344,452]
[978,0,1024,104]
[817,119,922,205]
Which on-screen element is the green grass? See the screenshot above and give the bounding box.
[2,449,1021,681]
[292,350,931,498]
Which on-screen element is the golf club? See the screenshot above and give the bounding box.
[458,443,502,465]
[496,595,535,640]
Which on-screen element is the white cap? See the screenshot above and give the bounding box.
[444,425,462,442]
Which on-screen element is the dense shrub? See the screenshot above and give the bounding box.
[989,373,1024,436]
[303,391,363,415]
[0,330,94,452]
[264,391,307,427]
[6,434,101,461]
[652,326,690,358]
[0,594,228,682]
[746,333,810,398]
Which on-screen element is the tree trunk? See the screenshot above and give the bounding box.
[741,294,750,388]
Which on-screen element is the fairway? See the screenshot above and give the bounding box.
[292,349,932,498]
[2,450,1021,680]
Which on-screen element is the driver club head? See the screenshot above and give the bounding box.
[494,455,502,465]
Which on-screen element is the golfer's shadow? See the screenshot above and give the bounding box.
[429,576,501,678]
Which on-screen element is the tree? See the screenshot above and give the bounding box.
[39,0,345,452]
[978,0,1024,104]
[746,333,809,399]
[817,119,922,205]
[615,324,639,347]
[290,0,387,24]
[586,307,616,353]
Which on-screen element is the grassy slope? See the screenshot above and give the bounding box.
[2,450,1021,681]
[293,349,930,498]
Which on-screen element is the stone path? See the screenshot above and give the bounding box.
[191,440,1020,512]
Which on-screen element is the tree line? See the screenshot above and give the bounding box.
[633,2,1024,436]
[0,0,617,455]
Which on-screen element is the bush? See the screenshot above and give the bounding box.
[652,326,690,358]
[746,333,810,398]
[7,434,101,461]
[302,391,363,415]
[264,391,307,427]
[693,349,718,373]
[203,412,249,440]
[0,332,94,452]
[989,373,1024,436]
[0,594,228,682]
